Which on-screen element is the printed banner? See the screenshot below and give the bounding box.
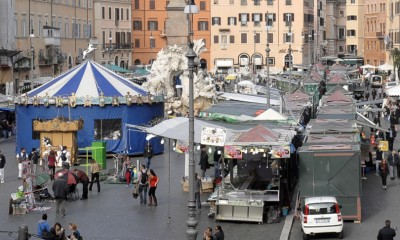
[379,141,389,152]
[224,145,243,159]
[201,126,227,146]
[174,140,189,154]
[270,145,290,159]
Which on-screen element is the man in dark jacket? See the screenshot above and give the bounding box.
[386,126,397,152]
[73,169,89,200]
[143,143,154,170]
[377,220,396,240]
[28,148,39,175]
[52,175,68,217]
[0,150,5,183]
[199,146,209,178]
[387,150,399,180]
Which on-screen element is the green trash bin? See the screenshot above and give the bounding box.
[92,141,106,169]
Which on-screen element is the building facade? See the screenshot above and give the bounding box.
[363,0,386,66]
[345,0,364,57]
[93,0,132,68]
[386,0,400,65]
[132,0,211,70]
[210,0,315,73]
[325,0,346,56]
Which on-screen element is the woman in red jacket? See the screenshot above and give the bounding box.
[48,150,57,180]
[147,169,159,206]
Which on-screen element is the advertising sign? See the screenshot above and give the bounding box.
[224,145,243,159]
[379,141,389,151]
[174,140,189,154]
[270,145,290,159]
[201,126,227,147]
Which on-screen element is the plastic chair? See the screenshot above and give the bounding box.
[32,199,46,214]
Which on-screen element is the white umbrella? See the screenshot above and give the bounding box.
[360,64,376,69]
[377,63,394,71]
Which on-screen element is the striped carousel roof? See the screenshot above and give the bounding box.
[27,60,148,98]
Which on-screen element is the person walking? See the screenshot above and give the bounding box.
[195,172,202,211]
[203,227,215,240]
[29,148,39,175]
[387,150,399,180]
[123,156,132,188]
[375,147,384,177]
[377,220,396,240]
[89,159,101,193]
[386,125,397,152]
[16,148,28,180]
[0,150,6,183]
[37,213,51,239]
[48,150,57,180]
[214,225,225,240]
[148,169,159,206]
[199,146,210,178]
[213,147,222,178]
[138,164,148,205]
[73,169,89,200]
[52,174,68,217]
[379,159,390,190]
[372,88,377,100]
[143,142,154,170]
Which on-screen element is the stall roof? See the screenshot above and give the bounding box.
[316,106,356,119]
[306,119,357,134]
[254,108,288,121]
[299,143,360,152]
[324,90,353,103]
[304,134,358,146]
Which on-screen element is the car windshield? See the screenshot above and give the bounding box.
[307,202,336,215]
[372,76,381,82]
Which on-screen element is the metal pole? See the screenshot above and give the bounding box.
[30,29,34,92]
[288,15,292,94]
[266,13,271,108]
[186,1,198,239]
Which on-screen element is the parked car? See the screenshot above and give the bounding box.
[300,196,344,240]
[370,75,383,88]
[385,81,398,90]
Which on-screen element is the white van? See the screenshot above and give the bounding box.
[300,196,344,240]
[370,75,383,88]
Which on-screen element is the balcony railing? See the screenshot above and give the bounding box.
[103,43,133,50]
[38,57,57,66]
[44,37,61,46]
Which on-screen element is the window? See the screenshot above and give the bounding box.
[286,0,292,5]
[241,33,247,43]
[347,29,356,36]
[339,11,344,17]
[121,8,123,20]
[267,33,273,43]
[212,17,221,25]
[240,13,249,26]
[94,119,122,140]
[150,0,155,10]
[65,20,69,38]
[221,35,227,46]
[148,20,158,30]
[265,13,276,26]
[306,203,337,215]
[109,7,112,20]
[284,33,293,43]
[241,0,247,6]
[214,35,219,43]
[350,0,355,3]
[228,17,237,25]
[102,7,105,19]
[267,57,275,66]
[230,35,235,43]
[254,0,260,6]
[126,9,129,20]
[135,39,140,48]
[38,18,42,37]
[14,18,18,37]
[115,8,119,21]
[284,13,294,26]
[200,1,206,10]
[102,31,105,49]
[229,0,234,4]
[198,21,208,31]
[134,0,139,9]
[254,32,260,43]
[267,0,273,5]
[150,37,155,48]
[133,20,143,30]
[339,28,345,40]
[253,13,261,27]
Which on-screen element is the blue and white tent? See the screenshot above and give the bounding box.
[16,60,164,156]
[28,60,147,98]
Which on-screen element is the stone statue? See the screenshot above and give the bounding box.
[142,39,216,114]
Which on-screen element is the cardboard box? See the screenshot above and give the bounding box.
[202,181,214,193]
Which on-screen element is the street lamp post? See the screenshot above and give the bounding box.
[287,14,292,94]
[184,1,199,239]
[108,37,113,64]
[29,29,35,92]
[265,13,271,108]
[308,34,312,66]
[150,32,154,65]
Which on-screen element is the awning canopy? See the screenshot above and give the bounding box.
[254,108,288,121]
[103,64,132,73]
[377,63,393,71]
[385,85,400,96]
[216,59,233,68]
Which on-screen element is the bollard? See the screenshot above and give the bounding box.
[18,224,28,240]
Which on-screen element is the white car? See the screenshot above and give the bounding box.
[300,196,344,240]
[385,81,398,90]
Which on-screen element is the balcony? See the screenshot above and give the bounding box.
[160,30,166,37]
[103,43,133,50]
[44,37,61,46]
[43,26,61,46]
[38,57,57,66]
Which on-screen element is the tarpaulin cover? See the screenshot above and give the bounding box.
[15,104,164,154]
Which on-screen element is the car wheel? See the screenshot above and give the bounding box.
[303,233,309,240]
[338,230,344,239]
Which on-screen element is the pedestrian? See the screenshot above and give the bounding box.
[138,164,148,205]
[123,156,132,188]
[376,147,384,177]
[0,150,6,183]
[89,159,101,193]
[377,220,396,240]
[372,88,377,100]
[29,148,39,175]
[37,213,51,239]
[67,223,81,240]
[1,119,9,139]
[54,222,66,240]
[199,146,210,178]
[148,169,159,206]
[378,87,383,99]
[73,169,89,200]
[213,147,222,178]
[365,91,370,101]
[386,125,397,152]
[143,142,154,170]
[214,225,225,240]
[203,227,215,240]
[387,150,399,180]
[379,159,389,190]
[195,172,202,211]
[59,146,71,170]
[52,173,68,217]
[16,148,28,180]
[48,150,57,180]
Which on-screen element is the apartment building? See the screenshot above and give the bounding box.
[12,0,93,89]
[132,0,211,70]
[93,0,132,67]
[325,0,346,56]
[210,0,315,73]
[315,0,326,60]
[386,0,400,64]
[364,0,386,66]
[345,0,364,56]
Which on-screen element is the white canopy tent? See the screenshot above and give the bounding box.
[360,64,376,69]
[377,63,394,71]
[254,108,288,121]
[385,85,400,96]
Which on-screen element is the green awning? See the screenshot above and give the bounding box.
[103,64,132,73]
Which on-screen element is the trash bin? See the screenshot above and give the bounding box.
[282,206,289,216]
[92,141,106,169]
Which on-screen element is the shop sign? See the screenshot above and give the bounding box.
[271,145,290,158]
[224,145,243,159]
[201,126,227,146]
[379,141,389,151]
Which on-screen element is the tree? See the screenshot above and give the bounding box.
[390,48,400,81]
